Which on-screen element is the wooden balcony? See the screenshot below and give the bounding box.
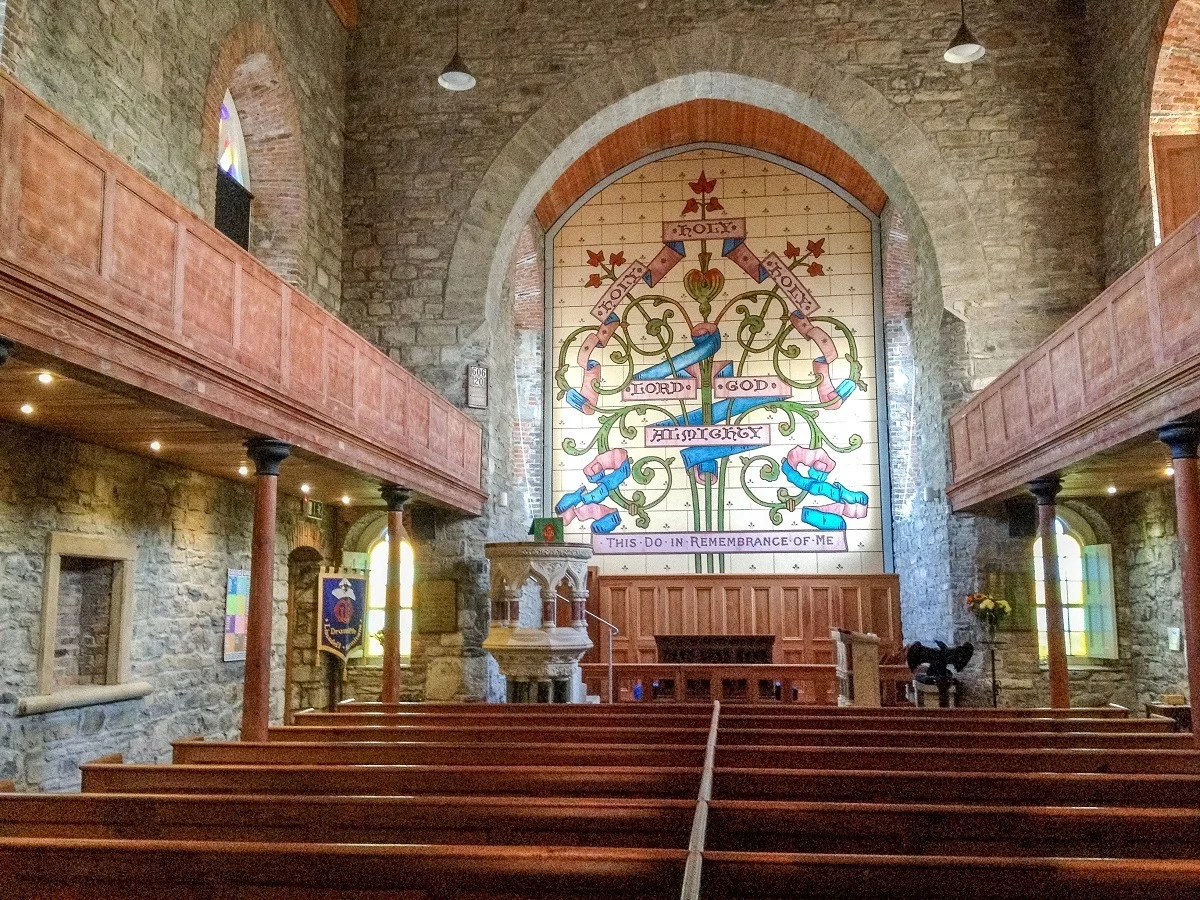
[948,212,1200,511]
[0,74,483,513]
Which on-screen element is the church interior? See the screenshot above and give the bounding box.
[5,0,1200,896]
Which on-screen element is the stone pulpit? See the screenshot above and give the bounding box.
[482,541,594,703]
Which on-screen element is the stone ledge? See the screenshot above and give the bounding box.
[16,681,153,717]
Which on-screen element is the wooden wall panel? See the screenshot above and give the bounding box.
[593,573,901,666]
[0,74,484,513]
[948,206,1200,512]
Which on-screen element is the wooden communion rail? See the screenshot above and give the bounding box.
[5,701,1200,898]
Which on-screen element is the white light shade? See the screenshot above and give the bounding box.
[438,52,476,91]
[945,21,986,64]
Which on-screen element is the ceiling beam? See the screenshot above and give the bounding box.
[326,0,358,28]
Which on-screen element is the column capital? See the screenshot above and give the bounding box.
[0,337,13,366]
[244,437,291,476]
[1028,475,1062,506]
[1159,421,1200,460]
[381,483,412,511]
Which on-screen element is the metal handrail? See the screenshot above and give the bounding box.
[556,593,618,703]
[680,700,720,900]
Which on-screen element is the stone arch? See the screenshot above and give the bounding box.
[444,31,990,359]
[200,20,308,290]
[342,509,389,555]
[286,519,327,558]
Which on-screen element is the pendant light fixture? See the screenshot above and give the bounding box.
[438,0,476,91]
[944,0,986,64]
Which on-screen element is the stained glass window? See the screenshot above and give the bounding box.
[548,147,886,577]
[363,534,414,662]
[218,90,250,189]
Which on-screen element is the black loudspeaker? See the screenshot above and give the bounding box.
[409,504,437,542]
[1005,497,1037,538]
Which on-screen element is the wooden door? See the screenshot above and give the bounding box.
[1153,133,1200,237]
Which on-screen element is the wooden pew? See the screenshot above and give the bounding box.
[334,701,1133,718]
[715,766,1200,806]
[81,761,702,799]
[700,851,1200,900]
[717,744,1200,774]
[718,727,1191,749]
[0,793,694,848]
[171,740,706,769]
[302,709,1170,734]
[271,723,712,746]
[0,838,687,900]
[705,799,1200,858]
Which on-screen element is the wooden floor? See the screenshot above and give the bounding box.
[3,701,1200,898]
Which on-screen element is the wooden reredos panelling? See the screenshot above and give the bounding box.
[586,573,901,666]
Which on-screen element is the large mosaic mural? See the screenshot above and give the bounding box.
[549,148,888,576]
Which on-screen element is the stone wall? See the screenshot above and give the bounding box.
[0,0,347,310]
[1087,0,1174,284]
[511,222,546,522]
[0,421,320,791]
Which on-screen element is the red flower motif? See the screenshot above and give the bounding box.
[585,273,604,288]
[705,197,724,212]
[689,171,717,195]
[807,238,826,258]
[587,249,605,267]
[784,241,802,260]
[806,262,825,277]
[681,197,700,215]
[608,251,625,267]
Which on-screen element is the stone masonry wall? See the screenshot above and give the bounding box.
[0,0,347,310]
[0,421,318,791]
[342,1,1107,686]
[1087,0,1175,284]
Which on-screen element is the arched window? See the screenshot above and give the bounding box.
[1033,517,1117,660]
[218,91,250,188]
[215,90,252,249]
[362,534,415,662]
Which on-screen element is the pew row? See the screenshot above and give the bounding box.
[705,799,1200,858]
[0,793,693,848]
[715,767,1200,806]
[699,851,1200,900]
[80,762,702,799]
[271,724,1189,750]
[0,838,687,900]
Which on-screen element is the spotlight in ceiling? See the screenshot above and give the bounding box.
[20,403,33,415]
[149,440,162,452]
[1106,485,1118,495]
[238,465,249,477]
[438,0,476,91]
[945,0,986,64]
[300,483,311,494]
[341,495,351,506]
[37,372,53,384]
[1167,466,1176,477]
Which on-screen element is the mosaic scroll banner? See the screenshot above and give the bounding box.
[223,569,250,662]
[550,148,885,576]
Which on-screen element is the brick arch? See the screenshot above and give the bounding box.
[200,20,308,290]
[286,520,328,558]
[1153,0,1200,136]
[534,99,889,229]
[444,36,991,364]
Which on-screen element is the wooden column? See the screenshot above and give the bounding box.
[1159,422,1200,744]
[240,437,291,741]
[380,484,411,704]
[1030,475,1070,709]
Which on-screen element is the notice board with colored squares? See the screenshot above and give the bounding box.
[224,568,250,662]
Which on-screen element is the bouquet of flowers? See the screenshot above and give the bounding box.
[965,592,1011,634]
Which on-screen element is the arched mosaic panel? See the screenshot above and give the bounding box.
[547,146,891,576]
